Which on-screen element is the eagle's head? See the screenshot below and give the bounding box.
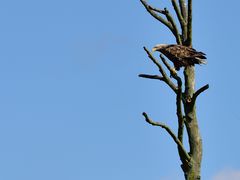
[152,44,169,52]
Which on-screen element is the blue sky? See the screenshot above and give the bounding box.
[0,0,239,179]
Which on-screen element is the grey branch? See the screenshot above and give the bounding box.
[159,54,179,80]
[187,0,192,46]
[171,0,185,24]
[192,84,209,103]
[142,112,191,161]
[139,74,164,81]
[170,0,187,42]
[140,0,181,44]
[176,78,184,142]
[143,47,178,93]
[164,8,182,44]
[148,6,165,14]
[179,0,187,21]
[160,55,184,142]
[159,54,184,142]
[140,0,172,31]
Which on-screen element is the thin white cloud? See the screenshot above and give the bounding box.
[212,169,240,180]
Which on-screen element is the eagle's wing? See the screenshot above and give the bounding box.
[161,44,207,67]
[184,46,206,57]
[163,45,206,58]
[164,45,184,59]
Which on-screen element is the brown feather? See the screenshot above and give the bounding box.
[153,44,207,70]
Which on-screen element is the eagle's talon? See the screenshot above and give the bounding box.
[170,68,177,78]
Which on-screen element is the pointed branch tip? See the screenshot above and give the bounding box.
[139,74,164,80]
[192,84,209,103]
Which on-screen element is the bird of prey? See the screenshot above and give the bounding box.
[152,44,207,70]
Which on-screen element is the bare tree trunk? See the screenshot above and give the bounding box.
[183,67,202,179]
[139,0,209,179]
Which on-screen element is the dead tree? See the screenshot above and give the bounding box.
[139,0,209,179]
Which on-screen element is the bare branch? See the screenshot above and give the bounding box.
[171,0,185,24]
[142,112,191,161]
[176,80,184,142]
[139,74,164,81]
[160,54,177,78]
[187,0,192,46]
[179,0,187,21]
[160,55,184,141]
[170,0,187,42]
[164,8,182,44]
[159,54,184,141]
[191,84,209,103]
[148,6,165,14]
[143,47,178,93]
[140,0,181,44]
[140,0,173,31]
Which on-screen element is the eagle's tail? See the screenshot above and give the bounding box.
[194,57,207,65]
[193,51,207,65]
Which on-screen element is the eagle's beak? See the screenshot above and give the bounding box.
[152,47,157,52]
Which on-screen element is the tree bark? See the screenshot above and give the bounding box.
[183,67,202,180]
[182,0,203,178]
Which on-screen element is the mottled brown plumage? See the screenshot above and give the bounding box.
[152,44,207,70]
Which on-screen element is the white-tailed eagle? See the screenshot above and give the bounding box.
[152,44,207,70]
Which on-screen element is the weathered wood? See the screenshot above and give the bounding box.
[140,0,208,179]
[183,67,202,180]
